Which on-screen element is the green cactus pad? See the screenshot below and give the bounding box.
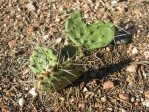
[30,47,58,76]
[37,62,83,92]
[30,46,84,92]
[65,11,116,49]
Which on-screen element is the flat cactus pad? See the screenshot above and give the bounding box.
[65,11,116,49]
[37,62,83,92]
[30,46,84,92]
[30,47,58,76]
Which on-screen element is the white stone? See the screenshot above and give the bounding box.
[56,37,62,43]
[111,0,117,5]
[19,98,25,106]
[55,16,61,22]
[83,87,88,92]
[43,34,50,40]
[27,3,36,11]
[142,100,149,107]
[143,51,149,59]
[29,88,38,98]
[84,13,89,18]
[126,64,137,73]
[132,47,138,54]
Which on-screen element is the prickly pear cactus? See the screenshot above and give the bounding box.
[65,11,116,49]
[30,47,58,77]
[37,62,83,92]
[30,46,84,92]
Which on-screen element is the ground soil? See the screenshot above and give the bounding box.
[0,0,149,112]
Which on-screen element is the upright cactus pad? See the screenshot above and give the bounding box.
[65,11,116,49]
[30,46,84,92]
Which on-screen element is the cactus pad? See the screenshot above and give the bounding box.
[65,11,116,49]
[30,46,84,92]
[30,47,58,77]
[37,62,83,92]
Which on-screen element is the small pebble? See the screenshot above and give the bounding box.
[145,90,149,98]
[141,98,144,102]
[83,87,88,93]
[132,47,139,54]
[84,13,89,18]
[97,89,101,94]
[119,93,129,100]
[143,51,149,59]
[78,102,85,109]
[94,4,99,10]
[56,37,62,43]
[19,98,25,106]
[55,16,61,22]
[106,47,110,52]
[111,0,117,4]
[43,34,50,40]
[120,108,127,112]
[142,100,149,107]
[64,39,69,46]
[8,39,16,48]
[28,26,36,32]
[29,88,38,98]
[26,2,36,11]
[131,97,135,102]
[101,96,107,102]
[126,64,137,73]
[136,97,140,102]
[107,107,113,111]
[103,81,114,89]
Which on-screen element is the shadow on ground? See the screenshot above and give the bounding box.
[65,58,132,90]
